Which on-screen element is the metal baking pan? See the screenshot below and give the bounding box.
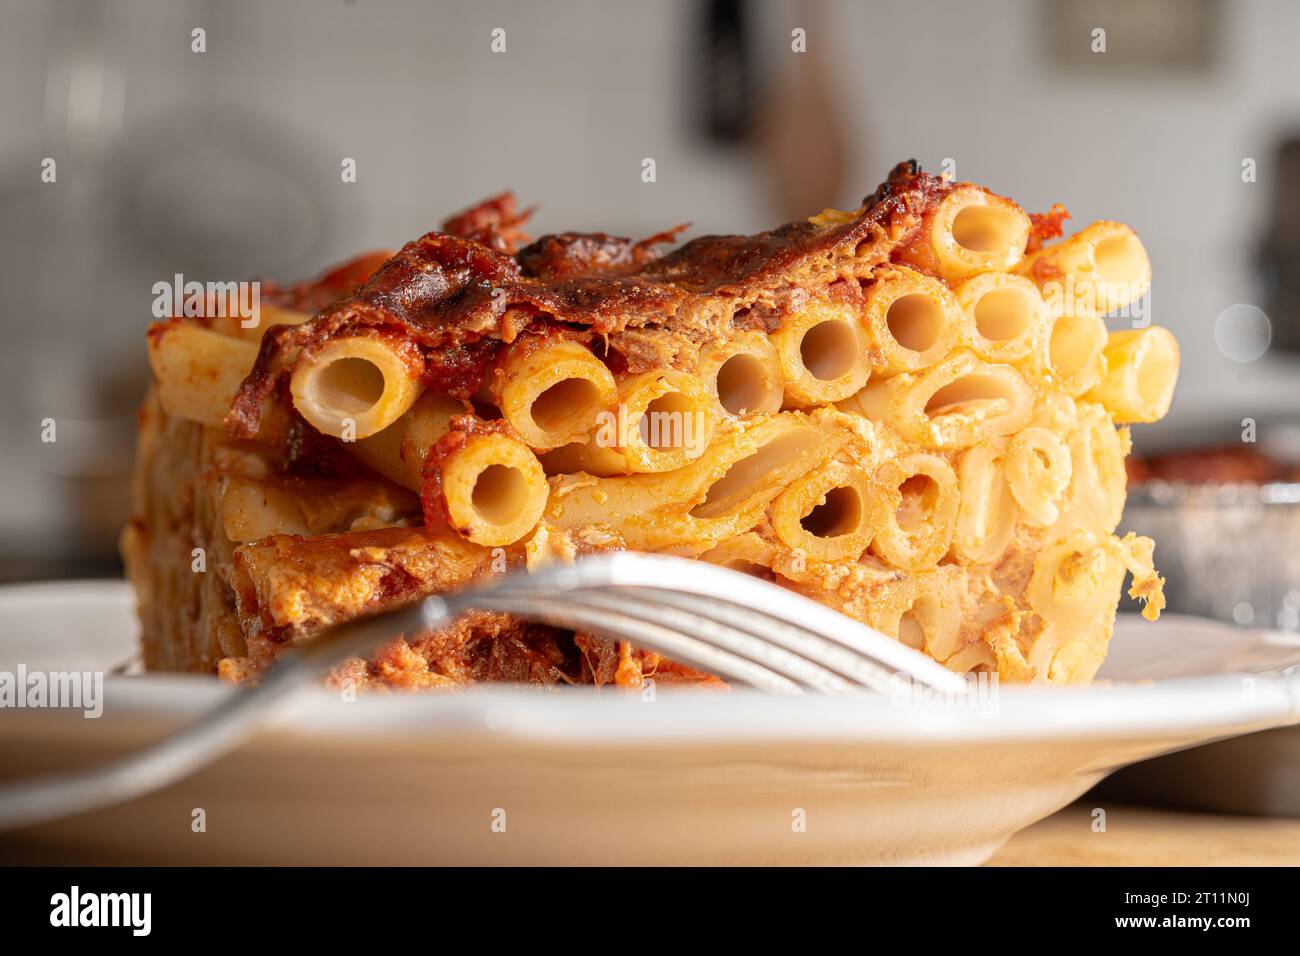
[1098,477,1300,816]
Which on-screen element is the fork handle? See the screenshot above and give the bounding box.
[0,599,447,832]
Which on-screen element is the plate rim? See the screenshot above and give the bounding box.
[1,579,1297,748]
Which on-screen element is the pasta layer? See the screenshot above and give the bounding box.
[127,162,1176,688]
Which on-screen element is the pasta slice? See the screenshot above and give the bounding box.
[126,161,1177,690]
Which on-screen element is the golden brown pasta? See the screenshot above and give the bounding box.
[127,163,1176,690]
[496,338,617,449]
[862,266,960,374]
[351,391,466,490]
[1019,221,1151,319]
[771,300,872,405]
[869,452,960,571]
[925,185,1031,282]
[604,370,715,473]
[1034,309,1108,397]
[1006,426,1073,526]
[770,458,878,563]
[849,349,1032,449]
[699,532,779,578]
[147,322,260,427]
[700,331,784,418]
[290,335,424,440]
[952,440,1018,563]
[441,432,548,547]
[954,271,1046,363]
[1085,326,1180,424]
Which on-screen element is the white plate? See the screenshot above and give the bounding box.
[1,581,1298,865]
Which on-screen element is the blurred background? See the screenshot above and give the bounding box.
[1,0,1299,591]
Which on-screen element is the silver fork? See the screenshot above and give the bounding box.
[0,553,964,831]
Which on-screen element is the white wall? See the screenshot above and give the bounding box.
[0,0,1296,553]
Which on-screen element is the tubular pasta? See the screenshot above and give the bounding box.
[770,459,878,563]
[129,165,1177,690]
[699,532,779,578]
[849,349,1032,449]
[1084,326,1180,424]
[700,331,784,419]
[954,271,1046,363]
[862,266,960,374]
[867,568,964,661]
[869,452,960,571]
[441,433,549,547]
[771,300,872,406]
[953,440,1018,563]
[601,370,715,473]
[147,322,261,427]
[919,185,1031,282]
[1034,310,1108,397]
[545,411,849,554]
[496,338,618,450]
[352,391,466,490]
[290,335,425,440]
[1006,426,1072,526]
[1019,221,1151,319]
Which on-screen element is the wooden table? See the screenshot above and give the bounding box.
[989,802,1300,866]
[6,798,1297,866]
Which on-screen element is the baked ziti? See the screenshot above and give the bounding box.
[122,161,1175,689]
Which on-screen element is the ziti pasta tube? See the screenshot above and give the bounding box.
[496,338,617,449]
[862,266,960,374]
[1084,326,1179,424]
[352,391,466,489]
[1018,221,1151,319]
[699,331,784,419]
[290,334,425,440]
[771,300,872,406]
[439,431,548,547]
[147,321,260,427]
[953,271,1046,363]
[850,349,1032,449]
[918,185,1031,283]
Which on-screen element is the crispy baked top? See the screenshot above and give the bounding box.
[229,160,959,437]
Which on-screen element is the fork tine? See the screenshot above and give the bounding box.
[489,588,861,694]
[606,587,898,693]
[470,593,806,693]
[505,553,967,693]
